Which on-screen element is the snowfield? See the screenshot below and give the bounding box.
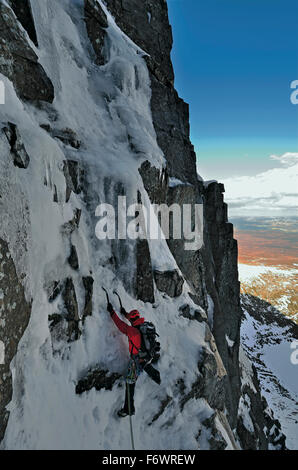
[238,264,298,283]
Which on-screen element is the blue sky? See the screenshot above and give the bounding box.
[167,0,298,180]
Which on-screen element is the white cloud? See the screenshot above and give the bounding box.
[270,152,298,167]
[221,153,298,217]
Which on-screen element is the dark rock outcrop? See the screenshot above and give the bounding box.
[53,184,58,203]
[179,304,207,323]
[84,0,108,65]
[0,3,54,102]
[134,190,155,303]
[48,278,81,344]
[165,184,207,310]
[149,395,173,425]
[76,367,121,394]
[68,245,79,271]
[106,0,174,83]
[8,0,38,46]
[2,123,30,169]
[154,269,184,298]
[40,125,81,149]
[136,238,155,303]
[0,239,31,441]
[202,181,242,428]
[82,276,94,319]
[62,278,81,341]
[54,128,81,149]
[139,162,207,311]
[63,160,85,202]
[150,80,197,184]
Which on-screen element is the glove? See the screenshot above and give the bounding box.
[107,303,114,314]
[120,306,127,316]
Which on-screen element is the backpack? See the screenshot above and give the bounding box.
[136,321,160,364]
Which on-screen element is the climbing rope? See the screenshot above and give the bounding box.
[126,379,135,450]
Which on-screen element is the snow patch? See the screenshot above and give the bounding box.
[0,340,4,364]
[225,334,234,348]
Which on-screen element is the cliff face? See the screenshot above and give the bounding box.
[103,0,242,430]
[0,0,286,449]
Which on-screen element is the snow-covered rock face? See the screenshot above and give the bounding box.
[0,1,54,102]
[237,345,286,450]
[0,0,285,450]
[0,239,31,442]
[241,294,298,450]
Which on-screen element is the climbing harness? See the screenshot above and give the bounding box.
[126,357,142,384]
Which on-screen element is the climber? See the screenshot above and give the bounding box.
[107,303,145,417]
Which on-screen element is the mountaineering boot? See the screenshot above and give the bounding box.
[117,407,135,418]
[117,382,135,417]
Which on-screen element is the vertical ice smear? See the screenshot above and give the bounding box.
[0,340,4,364]
[0,80,4,104]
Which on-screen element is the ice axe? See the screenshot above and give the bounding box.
[113,290,123,309]
[102,286,110,305]
[113,290,128,316]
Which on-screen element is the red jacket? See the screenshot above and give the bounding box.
[111,310,144,356]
